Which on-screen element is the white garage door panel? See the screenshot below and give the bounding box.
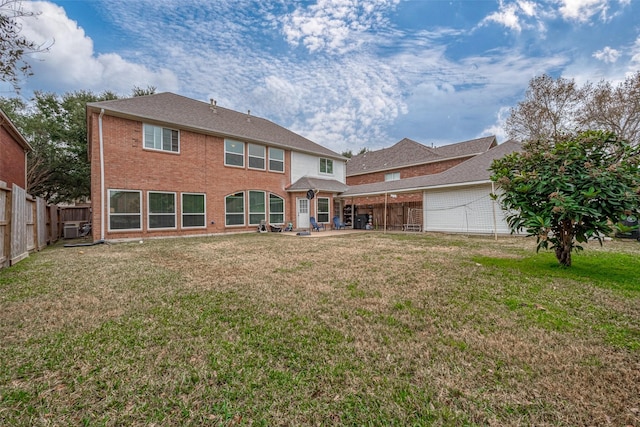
[424,185,511,234]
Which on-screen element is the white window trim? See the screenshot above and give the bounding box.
[224,139,245,168]
[107,189,142,232]
[225,192,246,227]
[143,124,180,154]
[268,147,285,173]
[269,193,285,225]
[385,172,400,181]
[248,190,266,226]
[181,192,207,229]
[320,158,334,175]
[317,197,330,223]
[248,143,266,171]
[147,191,177,231]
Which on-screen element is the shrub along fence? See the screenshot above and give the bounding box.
[0,181,61,269]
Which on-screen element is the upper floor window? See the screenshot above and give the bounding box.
[248,144,266,170]
[320,158,333,174]
[385,172,400,181]
[269,148,284,172]
[143,124,179,153]
[225,139,244,167]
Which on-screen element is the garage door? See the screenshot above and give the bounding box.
[423,185,511,234]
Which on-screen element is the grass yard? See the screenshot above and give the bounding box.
[1,232,639,426]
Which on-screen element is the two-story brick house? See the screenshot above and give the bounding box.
[0,108,31,190]
[86,93,347,241]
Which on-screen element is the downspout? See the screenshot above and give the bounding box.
[491,181,497,241]
[99,109,105,241]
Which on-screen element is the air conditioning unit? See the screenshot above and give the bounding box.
[64,224,79,239]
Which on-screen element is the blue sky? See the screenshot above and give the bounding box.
[5,0,639,153]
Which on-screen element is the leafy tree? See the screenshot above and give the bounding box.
[490,131,640,267]
[131,85,157,97]
[0,0,49,92]
[1,90,118,203]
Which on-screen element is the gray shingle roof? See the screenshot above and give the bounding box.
[346,135,497,176]
[340,140,521,197]
[87,92,344,160]
[287,176,349,193]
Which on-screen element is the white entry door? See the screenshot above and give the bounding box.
[297,198,310,229]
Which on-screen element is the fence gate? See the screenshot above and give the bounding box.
[11,184,28,265]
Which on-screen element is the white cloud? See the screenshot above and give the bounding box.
[592,46,620,63]
[480,0,543,33]
[17,1,178,94]
[482,1,523,32]
[629,37,640,70]
[480,106,511,142]
[557,0,609,22]
[280,0,400,54]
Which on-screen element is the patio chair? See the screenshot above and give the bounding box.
[310,217,325,231]
[333,216,346,230]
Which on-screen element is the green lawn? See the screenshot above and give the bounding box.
[1,233,639,426]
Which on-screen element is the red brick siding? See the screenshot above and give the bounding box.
[90,113,300,240]
[0,126,27,189]
[346,157,471,185]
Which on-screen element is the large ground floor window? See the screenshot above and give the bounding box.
[269,194,285,224]
[148,191,176,229]
[109,190,142,230]
[182,193,206,228]
[317,197,330,223]
[225,192,245,226]
[249,191,266,225]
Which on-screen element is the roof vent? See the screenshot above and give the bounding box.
[210,98,217,113]
[247,109,251,122]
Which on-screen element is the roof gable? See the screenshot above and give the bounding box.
[346,135,496,176]
[87,92,343,160]
[341,140,522,196]
[1,108,31,151]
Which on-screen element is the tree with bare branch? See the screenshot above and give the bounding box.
[506,73,640,148]
[0,0,49,92]
[579,72,640,148]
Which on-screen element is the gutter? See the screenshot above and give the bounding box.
[338,179,492,198]
[99,108,105,241]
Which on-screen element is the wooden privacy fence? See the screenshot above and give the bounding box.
[1,182,61,269]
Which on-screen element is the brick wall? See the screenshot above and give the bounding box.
[346,157,471,185]
[90,113,298,240]
[0,125,27,189]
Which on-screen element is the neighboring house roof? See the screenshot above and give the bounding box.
[340,140,521,197]
[0,108,32,151]
[87,92,344,160]
[346,135,497,176]
[287,176,349,193]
